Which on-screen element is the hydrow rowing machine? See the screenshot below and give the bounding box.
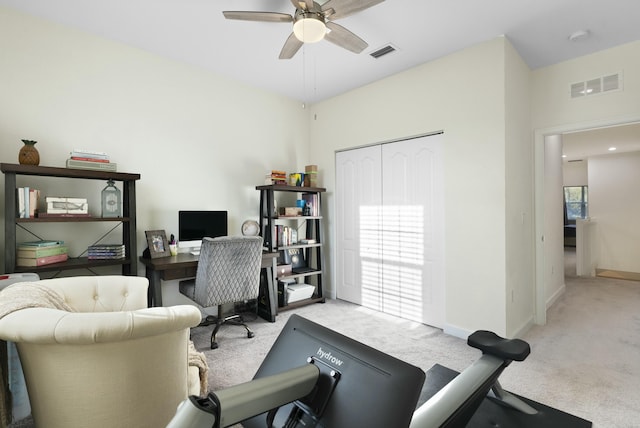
[409,329,536,427]
[167,315,536,428]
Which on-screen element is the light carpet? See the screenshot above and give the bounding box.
[191,276,639,427]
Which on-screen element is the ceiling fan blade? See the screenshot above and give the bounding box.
[290,0,314,10]
[279,33,304,59]
[325,21,368,54]
[223,11,293,23]
[323,0,385,20]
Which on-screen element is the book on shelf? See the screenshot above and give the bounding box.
[17,187,25,218]
[301,193,319,216]
[88,245,125,251]
[88,248,125,253]
[16,253,68,267]
[37,212,92,218]
[265,170,288,185]
[29,188,40,217]
[70,149,110,160]
[88,244,125,257]
[275,225,299,247]
[88,244,125,259]
[70,156,110,163]
[88,254,125,260]
[23,187,29,218]
[17,245,68,259]
[16,187,40,218]
[66,158,117,172]
[18,240,65,248]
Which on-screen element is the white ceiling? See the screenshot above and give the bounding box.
[2,0,640,104]
[563,122,640,162]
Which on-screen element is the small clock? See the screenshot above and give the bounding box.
[241,220,260,236]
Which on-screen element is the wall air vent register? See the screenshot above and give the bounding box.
[570,72,621,99]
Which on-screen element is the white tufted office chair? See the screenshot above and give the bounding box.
[0,275,203,428]
[179,236,263,349]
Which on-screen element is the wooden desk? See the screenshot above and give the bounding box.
[139,252,279,322]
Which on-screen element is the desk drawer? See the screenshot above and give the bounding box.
[162,267,197,280]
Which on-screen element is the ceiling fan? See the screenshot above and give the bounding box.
[223,0,385,59]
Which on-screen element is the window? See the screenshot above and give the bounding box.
[564,186,588,222]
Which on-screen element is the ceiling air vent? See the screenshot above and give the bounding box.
[370,44,397,59]
[570,72,621,98]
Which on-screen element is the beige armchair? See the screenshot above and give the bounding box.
[0,276,203,428]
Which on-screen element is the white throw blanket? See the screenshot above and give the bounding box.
[0,281,73,318]
[188,341,209,395]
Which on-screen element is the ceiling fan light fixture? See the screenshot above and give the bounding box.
[293,12,326,43]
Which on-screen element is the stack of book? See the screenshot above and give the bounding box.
[66,149,117,172]
[87,244,125,260]
[265,170,287,185]
[16,240,68,267]
[16,187,41,218]
[275,225,297,246]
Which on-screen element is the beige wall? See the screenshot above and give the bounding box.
[0,7,309,303]
[588,151,640,272]
[543,135,566,308]
[563,161,588,186]
[310,37,525,336]
[504,40,534,337]
[532,40,640,321]
[532,40,640,130]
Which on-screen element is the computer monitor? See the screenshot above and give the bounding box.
[178,210,228,251]
[242,314,426,428]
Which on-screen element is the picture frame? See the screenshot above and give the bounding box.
[145,230,171,258]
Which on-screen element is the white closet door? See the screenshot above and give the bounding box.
[336,145,382,305]
[336,134,444,328]
[381,135,444,327]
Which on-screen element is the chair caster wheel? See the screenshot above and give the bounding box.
[210,341,219,350]
[248,331,255,339]
[200,315,217,327]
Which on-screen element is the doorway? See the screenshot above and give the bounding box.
[534,117,640,325]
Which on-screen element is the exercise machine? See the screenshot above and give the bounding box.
[167,316,535,428]
[409,329,536,427]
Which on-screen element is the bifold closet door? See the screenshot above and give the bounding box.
[336,134,444,328]
[380,135,444,327]
[336,145,382,305]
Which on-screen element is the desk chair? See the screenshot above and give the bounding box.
[179,236,263,349]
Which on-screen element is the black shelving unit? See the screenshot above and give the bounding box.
[2,163,140,276]
[257,184,326,313]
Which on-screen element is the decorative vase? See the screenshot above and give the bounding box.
[19,140,40,166]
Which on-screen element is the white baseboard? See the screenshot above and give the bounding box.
[443,323,473,340]
[444,319,535,341]
[547,283,566,309]
[511,316,535,339]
